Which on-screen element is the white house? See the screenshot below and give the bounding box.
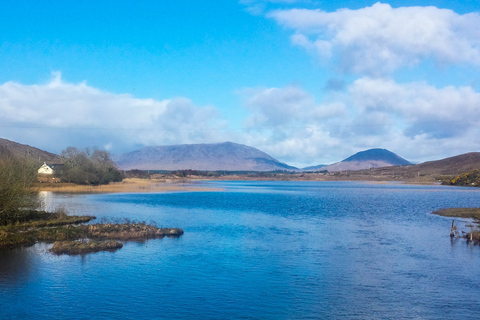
[38,162,54,175]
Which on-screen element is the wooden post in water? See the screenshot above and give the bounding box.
[450,220,457,238]
[466,224,474,242]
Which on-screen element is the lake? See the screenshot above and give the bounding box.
[1,181,480,319]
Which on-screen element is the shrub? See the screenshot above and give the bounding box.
[0,148,38,225]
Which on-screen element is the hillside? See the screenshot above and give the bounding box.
[114,142,299,171]
[0,138,61,163]
[319,148,411,172]
[369,152,480,177]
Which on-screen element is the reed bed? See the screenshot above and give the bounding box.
[37,178,222,194]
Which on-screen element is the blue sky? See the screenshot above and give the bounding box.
[1,1,479,167]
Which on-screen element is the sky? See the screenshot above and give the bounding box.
[1,0,480,167]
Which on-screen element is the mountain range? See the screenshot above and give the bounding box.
[1,137,479,176]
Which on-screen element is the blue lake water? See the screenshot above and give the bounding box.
[1,181,480,319]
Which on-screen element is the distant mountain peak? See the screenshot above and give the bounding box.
[343,148,411,165]
[114,142,299,171]
[311,148,411,172]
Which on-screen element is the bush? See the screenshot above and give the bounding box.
[449,169,480,186]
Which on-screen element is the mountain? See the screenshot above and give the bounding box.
[114,142,299,171]
[320,148,411,172]
[0,138,61,163]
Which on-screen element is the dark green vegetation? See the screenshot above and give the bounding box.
[0,210,96,249]
[444,169,480,187]
[61,147,124,185]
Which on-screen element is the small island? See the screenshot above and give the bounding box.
[0,210,184,255]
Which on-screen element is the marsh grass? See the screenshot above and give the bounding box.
[50,240,123,255]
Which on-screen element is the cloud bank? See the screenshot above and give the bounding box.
[0,73,226,154]
[1,73,480,167]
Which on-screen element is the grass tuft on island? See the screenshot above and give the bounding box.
[432,208,480,220]
[0,210,183,254]
[50,240,123,255]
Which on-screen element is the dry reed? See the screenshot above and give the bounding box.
[36,178,222,194]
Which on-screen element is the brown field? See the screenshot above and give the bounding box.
[36,178,222,194]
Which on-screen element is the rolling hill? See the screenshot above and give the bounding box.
[114,142,299,171]
[368,152,480,177]
[0,138,61,163]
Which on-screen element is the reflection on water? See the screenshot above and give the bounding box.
[38,191,52,211]
[2,181,480,319]
[0,246,35,287]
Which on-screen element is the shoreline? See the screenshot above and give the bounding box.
[35,178,224,194]
[34,175,447,194]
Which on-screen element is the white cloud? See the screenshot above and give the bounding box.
[269,3,480,75]
[349,77,480,138]
[240,85,315,126]
[0,73,227,154]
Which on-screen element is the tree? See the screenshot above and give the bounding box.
[61,147,123,185]
[0,147,38,225]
